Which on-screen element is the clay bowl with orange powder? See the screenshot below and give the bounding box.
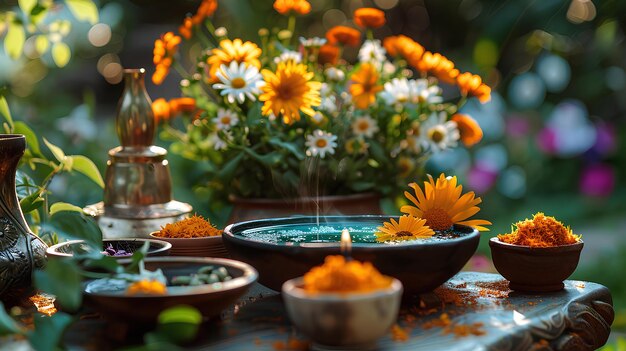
[489,213,583,292]
[150,215,229,258]
[282,256,403,350]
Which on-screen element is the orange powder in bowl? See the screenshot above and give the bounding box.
[153,215,222,238]
[497,212,580,247]
[303,255,392,293]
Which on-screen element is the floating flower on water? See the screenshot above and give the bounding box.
[318,44,340,65]
[351,115,379,138]
[191,0,218,25]
[358,39,386,68]
[274,50,302,64]
[451,114,483,147]
[497,212,580,247]
[349,63,382,109]
[299,36,327,48]
[354,7,386,29]
[457,72,491,103]
[213,61,264,104]
[213,108,240,130]
[273,0,312,15]
[410,79,443,104]
[126,279,167,296]
[401,174,491,231]
[376,215,435,242]
[326,26,361,47]
[324,67,345,81]
[207,39,262,81]
[259,61,321,124]
[305,129,337,158]
[303,255,392,293]
[420,112,460,152]
[152,32,181,85]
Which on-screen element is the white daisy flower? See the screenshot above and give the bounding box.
[351,115,379,138]
[420,112,459,152]
[410,79,443,104]
[380,78,413,106]
[310,112,325,124]
[382,61,396,76]
[358,40,386,68]
[212,61,264,104]
[305,129,338,158]
[299,37,327,48]
[320,95,338,114]
[274,50,302,64]
[324,67,345,81]
[212,108,239,130]
[209,131,231,151]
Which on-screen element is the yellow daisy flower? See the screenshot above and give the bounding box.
[401,174,491,231]
[207,39,262,81]
[375,215,435,242]
[259,61,321,124]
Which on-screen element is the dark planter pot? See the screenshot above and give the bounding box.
[223,216,480,295]
[489,237,584,292]
[0,134,47,300]
[227,192,382,224]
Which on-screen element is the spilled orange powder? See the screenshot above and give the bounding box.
[391,324,409,342]
[303,255,392,293]
[497,212,580,247]
[154,215,222,238]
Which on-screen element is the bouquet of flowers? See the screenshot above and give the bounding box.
[151,0,491,204]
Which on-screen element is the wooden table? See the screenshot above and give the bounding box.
[63,272,614,350]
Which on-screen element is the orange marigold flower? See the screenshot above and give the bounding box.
[152,32,181,85]
[273,0,311,15]
[318,44,340,65]
[126,280,167,295]
[456,72,491,103]
[349,63,382,109]
[207,38,262,81]
[326,26,361,47]
[497,212,580,247]
[170,97,196,114]
[152,65,169,85]
[383,35,424,63]
[192,0,218,25]
[152,98,171,123]
[303,255,392,293]
[414,52,459,84]
[354,8,386,29]
[451,114,483,147]
[179,16,193,39]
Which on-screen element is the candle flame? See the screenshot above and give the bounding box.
[341,229,352,257]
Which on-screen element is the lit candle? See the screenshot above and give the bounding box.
[341,229,352,260]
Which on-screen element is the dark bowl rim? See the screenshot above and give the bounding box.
[223,215,480,250]
[83,257,258,298]
[46,238,172,258]
[0,134,26,140]
[489,237,584,252]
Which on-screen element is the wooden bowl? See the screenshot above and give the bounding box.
[489,237,584,292]
[149,232,229,258]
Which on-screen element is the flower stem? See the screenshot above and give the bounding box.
[366,29,374,41]
[287,15,296,45]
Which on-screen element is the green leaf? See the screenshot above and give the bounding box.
[243,148,282,167]
[27,312,73,351]
[43,211,102,248]
[49,202,83,216]
[5,21,25,60]
[19,189,44,214]
[34,35,49,54]
[216,153,243,182]
[0,95,13,130]
[0,302,24,336]
[68,155,104,188]
[65,0,99,25]
[34,259,82,311]
[51,42,71,67]
[124,243,149,274]
[268,137,304,160]
[350,181,376,192]
[19,0,37,14]
[13,121,42,157]
[30,4,48,25]
[43,138,66,163]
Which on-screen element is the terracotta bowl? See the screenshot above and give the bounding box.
[489,237,584,292]
[149,232,229,258]
[282,277,402,350]
[46,238,171,259]
[83,257,257,324]
[223,216,480,294]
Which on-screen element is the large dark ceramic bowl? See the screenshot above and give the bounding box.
[223,216,480,294]
[83,257,257,324]
[489,237,584,292]
[46,238,171,259]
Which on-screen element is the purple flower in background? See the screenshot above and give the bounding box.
[464,254,494,273]
[505,115,530,138]
[537,127,557,155]
[579,164,615,197]
[591,122,617,156]
[467,165,498,193]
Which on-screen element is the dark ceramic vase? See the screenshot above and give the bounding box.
[0,134,47,299]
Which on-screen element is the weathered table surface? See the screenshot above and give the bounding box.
[62,272,614,351]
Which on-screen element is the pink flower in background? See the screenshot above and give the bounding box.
[537,127,557,155]
[505,115,530,138]
[579,164,615,197]
[467,165,498,193]
[464,254,495,273]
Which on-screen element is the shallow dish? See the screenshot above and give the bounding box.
[149,232,229,258]
[489,237,584,292]
[223,215,480,294]
[83,257,257,324]
[46,238,171,259]
[282,277,402,350]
